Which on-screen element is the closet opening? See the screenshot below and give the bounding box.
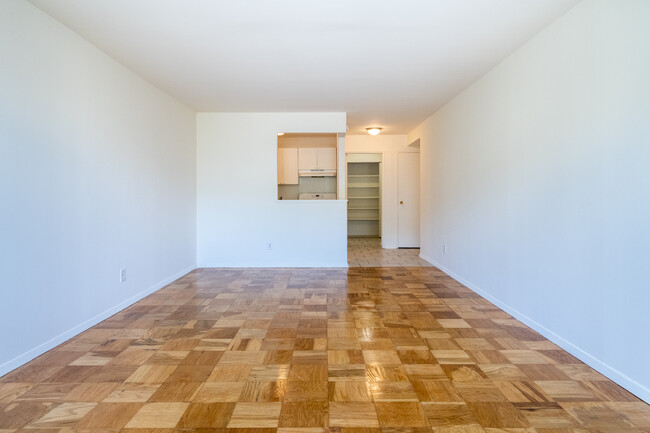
[347,153,382,237]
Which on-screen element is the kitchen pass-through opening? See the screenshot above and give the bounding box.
[277,133,338,200]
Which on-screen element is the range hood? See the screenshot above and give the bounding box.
[299,168,337,177]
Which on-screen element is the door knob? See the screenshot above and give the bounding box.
[400,201,404,204]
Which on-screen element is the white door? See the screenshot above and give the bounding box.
[398,152,420,247]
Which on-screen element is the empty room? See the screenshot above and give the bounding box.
[1,0,649,431]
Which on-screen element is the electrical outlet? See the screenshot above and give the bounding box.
[120,268,126,283]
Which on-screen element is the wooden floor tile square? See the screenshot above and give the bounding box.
[328,350,365,365]
[284,381,328,401]
[108,349,154,366]
[75,402,142,428]
[561,401,635,428]
[412,380,464,403]
[501,350,550,364]
[362,350,402,365]
[29,402,97,427]
[148,381,201,402]
[493,380,551,403]
[606,402,650,427]
[370,381,418,401]
[421,402,478,427]
[438,319,471,329]
[44,366,100,383]
[288,365,327,382]
[64,382,117,402]
[535,380,600,402]
[403,364,446,380]
[219,352,260,365]
[208,365,253,382]
[278,401,328,427]
[14,382,76,402]
[194,382,245,402]
[165,365,214,382]
[515,402,578,428]
[466,401,530,428]
[478,364,528,381]
[518,364,570,381]
[175,401,236,428]
[102,383,159,402]
[365,365,409,382]
[328,381,371,402]
[375,401,430,427]
[227,402,282,428]
[125,365,177,384]
[239,381,286,402]
[431,350,474,364]
[442,365,488,382]
[329,402,379,427]
[248,365,290,382]
[0,383,33,403]
[69,352,113,366]
[124,401,189,428]
[397,349,437,364]
[454,382,509,402]
[328,365,367,382]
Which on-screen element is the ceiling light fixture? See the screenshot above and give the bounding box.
[366,127,382,136]
[277,132,285,136]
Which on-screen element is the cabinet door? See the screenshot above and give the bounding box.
[298,148,318,170]
[317,148,337,170]
[282,148,298,184]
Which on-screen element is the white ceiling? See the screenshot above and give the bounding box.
[29,0,580,134]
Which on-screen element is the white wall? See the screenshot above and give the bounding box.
[0,1,197,375]
[346,135,419,248]
[409,0,650,401]
[197,113,348,267]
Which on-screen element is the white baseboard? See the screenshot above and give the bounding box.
[0,264,197,378]
[419,253,649,404]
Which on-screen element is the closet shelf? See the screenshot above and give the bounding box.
[348,183,380,188]
[348,217,380,221]
[348,196,379,199]
[348,207,379,210]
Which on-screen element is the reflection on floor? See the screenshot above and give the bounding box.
[348,237,432,267]
[0,267,646,431]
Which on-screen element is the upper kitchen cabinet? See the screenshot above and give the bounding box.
[298,148,337,173]
[298,148,318,170]
[277,148,298,185]
[316,148,337,170]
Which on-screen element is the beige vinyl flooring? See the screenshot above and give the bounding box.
[348,237,432,267]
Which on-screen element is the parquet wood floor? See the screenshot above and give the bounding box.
[1,267,648,432]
